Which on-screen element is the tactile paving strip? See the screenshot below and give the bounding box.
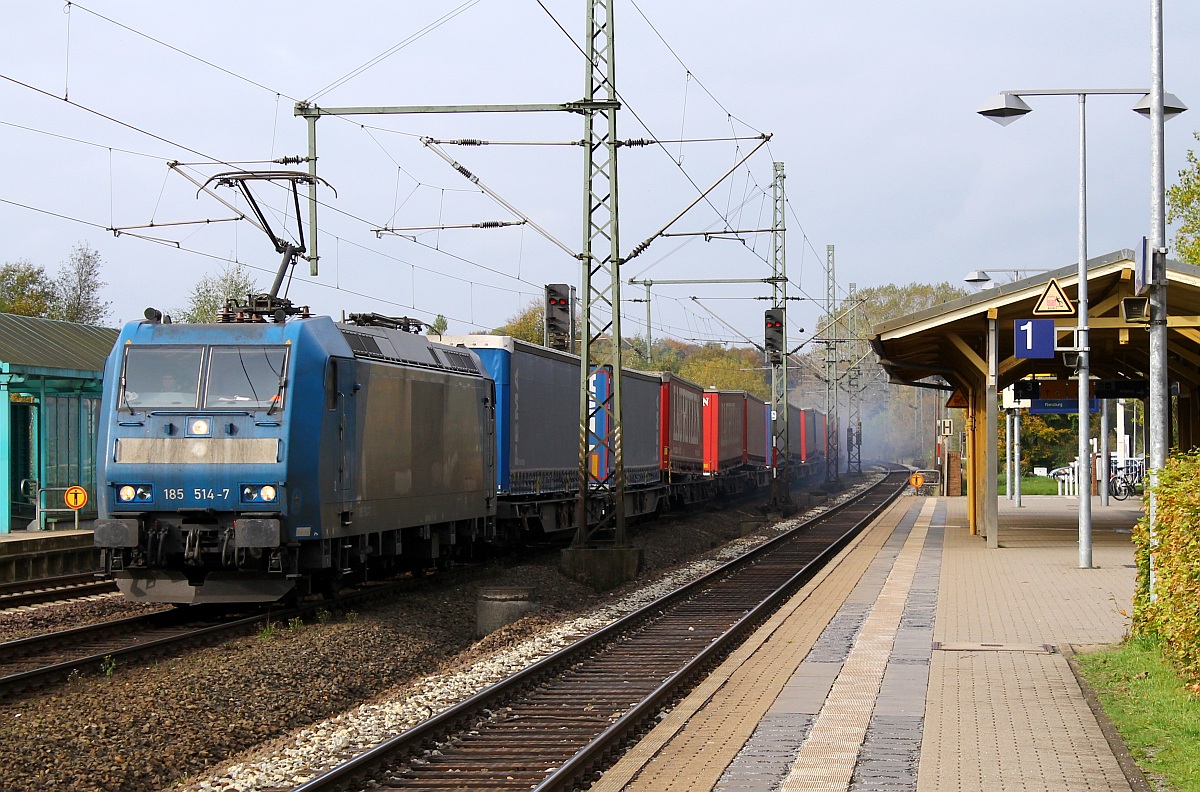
[776,500,934,791]
[592,498,918,792]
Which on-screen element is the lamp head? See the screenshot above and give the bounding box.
[964,270,993,286]
[977,93,1033,126]
[1131,92,1188,120]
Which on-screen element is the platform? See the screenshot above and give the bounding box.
[594,494,1144,792]
[0,526,98,582]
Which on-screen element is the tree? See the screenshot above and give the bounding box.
[426,314,449,338]
[1007,412,1077,473]
[492,299,544,344]
[855,281,970,327]
[52,242,111,324]
[0,260,58,317]
[176,264,259,323]
[1167,131,1200,265]
[679,344,769,399]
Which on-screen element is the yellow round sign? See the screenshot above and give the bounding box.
[64,486,89,510]
[908,473,925,489]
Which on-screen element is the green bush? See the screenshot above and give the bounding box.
[1133,451,1200,682]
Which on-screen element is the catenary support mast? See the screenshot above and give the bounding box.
[573,0,627,547]
[768,162,791,505]
[824,244,841,487]
[846,282,862,475]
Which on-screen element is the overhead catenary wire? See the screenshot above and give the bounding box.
[0,79,567,303]
[66,2,297,101]
[13,4,813,349]
[0,194,536,330]
[305,0,483,102]
[532,0,769,243]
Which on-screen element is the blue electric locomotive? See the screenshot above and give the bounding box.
[94,312,496,604]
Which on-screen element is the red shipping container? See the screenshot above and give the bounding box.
[658,373,704,475]
[703,390,747,473]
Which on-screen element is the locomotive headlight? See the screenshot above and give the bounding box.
[187,417,212,437]
[117,484,153,502]
[240,485,278,503]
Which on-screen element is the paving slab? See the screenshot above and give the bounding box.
[594,494,1141,792]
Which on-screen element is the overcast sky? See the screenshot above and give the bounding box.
[3,1,1199,348]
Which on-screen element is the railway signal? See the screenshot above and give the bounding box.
[764,308,785,354]
[544,284,574,352]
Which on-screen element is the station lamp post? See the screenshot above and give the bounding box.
[977,87,1186,569]
[963,269,1050,288]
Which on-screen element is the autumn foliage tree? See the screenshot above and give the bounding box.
[0,260,58,317]
[492,299,545,344]
[176,264,259,323]
[679,344,769,399]
[1,242,111,324]
[1167,130,1200,265]
[52,242,111,324]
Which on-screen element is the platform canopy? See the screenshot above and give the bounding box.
[0,314,119,533]
[869,249,1200,540]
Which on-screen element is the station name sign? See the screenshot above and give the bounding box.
[1029,399,1100,415]
[1014,379,1148,401]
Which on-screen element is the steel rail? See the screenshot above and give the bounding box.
[294,468,908,791]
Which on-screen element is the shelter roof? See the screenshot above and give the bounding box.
[0,313,117,375]
[870,249,1200,393]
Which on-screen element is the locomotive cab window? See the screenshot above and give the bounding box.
[121,346,204,409]
[205,346,288,410]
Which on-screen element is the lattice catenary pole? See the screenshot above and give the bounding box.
[824,244,841,487]
[769,162,791,505]
[573,0,627,547]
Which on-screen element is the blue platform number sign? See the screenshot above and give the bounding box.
[1014,319,1056,359]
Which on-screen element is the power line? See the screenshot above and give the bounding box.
[66,2,294,100]
[532,0,767,242]
[13,7,817,351]
[306,0,484,102]
[0,193,527,331]
[0,78,554,317]
[0,120,166,159]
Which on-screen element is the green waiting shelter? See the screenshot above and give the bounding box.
[0,314,118,533]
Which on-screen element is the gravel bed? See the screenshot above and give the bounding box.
[0,595,169,643]
[0,477,879,792]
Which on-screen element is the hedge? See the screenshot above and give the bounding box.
[1132,450,1200,682]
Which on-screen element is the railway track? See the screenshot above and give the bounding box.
[0,557,502,698]
[294,468,909,791]
[0,572,117,609]
[0,606,267,697]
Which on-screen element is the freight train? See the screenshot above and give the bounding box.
[94,313,827,605]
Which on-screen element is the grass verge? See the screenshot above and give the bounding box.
[996,475,1061,495]
[1074,636,1200,791]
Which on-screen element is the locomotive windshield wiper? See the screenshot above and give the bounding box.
[267,379,286,415]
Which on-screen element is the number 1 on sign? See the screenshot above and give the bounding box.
[1014,318,1055,359]
[1019,321,1032,351]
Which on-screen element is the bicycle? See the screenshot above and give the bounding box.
[1108,473,1136,501]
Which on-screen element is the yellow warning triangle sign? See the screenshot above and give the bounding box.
[946,388,968,409]
[1033,278,1076,316]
